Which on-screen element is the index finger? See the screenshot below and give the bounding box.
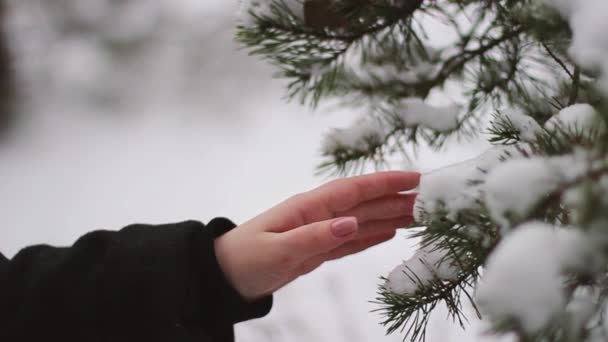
[310,171,420,214]
[258,171,420,232]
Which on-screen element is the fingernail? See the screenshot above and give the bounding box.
[331,217,358,238]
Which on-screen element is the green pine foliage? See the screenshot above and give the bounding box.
[237,1,608,341]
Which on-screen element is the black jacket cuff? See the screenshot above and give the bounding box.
[197,217,273,325]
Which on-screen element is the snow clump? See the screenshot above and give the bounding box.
[341,35,442,86]
[500,109,542,142]
[322,116,385,154]
[484,151,592,228]
[393,98,460,132]
[322,98,460,155]
[386,240,459,295]
[544,0,608,92]
[414,146,521,222]
[477,222,594,334]
[544,103,602,133]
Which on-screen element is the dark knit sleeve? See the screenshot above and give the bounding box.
[0,219,272,342]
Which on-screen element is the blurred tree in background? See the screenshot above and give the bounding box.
[0,0,15,136]
[1,0,275,134]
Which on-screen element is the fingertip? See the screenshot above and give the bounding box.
[378,229,397,240]
[402,171,421,187]
[414,171,422,182]
[385,170,421,191]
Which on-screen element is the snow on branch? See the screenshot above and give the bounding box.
[414,146,521,222]
[544,103,603,133]
[319,98,461,174]
[386,239,459,296]
[497,109,543,143]
[321,115,385,154]
[390,98,460,133]
[477,222,599,334]
[484,151,592,228]
[545,0,608,91]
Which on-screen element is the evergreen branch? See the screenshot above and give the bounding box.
[375,209,500,342]
[533,164,608,225]
[374,274,476,342]
[541,42,574,80]
[317,28,527,176]
[238,0,426,59]
[317,101,464,176]
[487,112,521,145]
[568,67,581,106]
[344,27,526,100]
[237,0,427,106]
[317,125,407,176]
[533,121,603,156]
[433,27,525,86]
[328,0,426,42]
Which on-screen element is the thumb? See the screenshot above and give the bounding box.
[279,216,358,262]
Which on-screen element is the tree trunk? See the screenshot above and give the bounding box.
[0,0,15,137]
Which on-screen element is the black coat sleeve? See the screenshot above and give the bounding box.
[0,218,272,342]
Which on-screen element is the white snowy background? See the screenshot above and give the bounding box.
[0,1,506,341]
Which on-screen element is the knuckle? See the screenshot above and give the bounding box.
[266,234,297,269]
[278,252,294,268]
[273,242,297,269]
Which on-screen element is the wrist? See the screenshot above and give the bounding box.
[213,230,260,302]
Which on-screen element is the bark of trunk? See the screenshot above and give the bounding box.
[0,1,15,137]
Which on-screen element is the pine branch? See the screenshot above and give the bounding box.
[568,67,581,106]
[433,27,525,89]
[317,100,464,176]
[317,124,411,176]
[374,274,477,342]
[344,26,526,100]
[375,209,500,341]
[541,42,574,80]
[305,0,426,42]
[488,112,521,145]
[237,0,427,105]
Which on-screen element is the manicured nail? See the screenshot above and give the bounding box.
[331,217,358,238]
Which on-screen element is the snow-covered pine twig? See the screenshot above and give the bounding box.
[236,0,426,107]
[375,207,500,342]
[386,239,460,296]
[477,222,601,337]
[544,0,608,91]
[318,98,461,175]
[489,109,543,144]
[380,142,608,340]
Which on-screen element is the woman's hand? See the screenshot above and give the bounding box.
[213,171,420,301]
